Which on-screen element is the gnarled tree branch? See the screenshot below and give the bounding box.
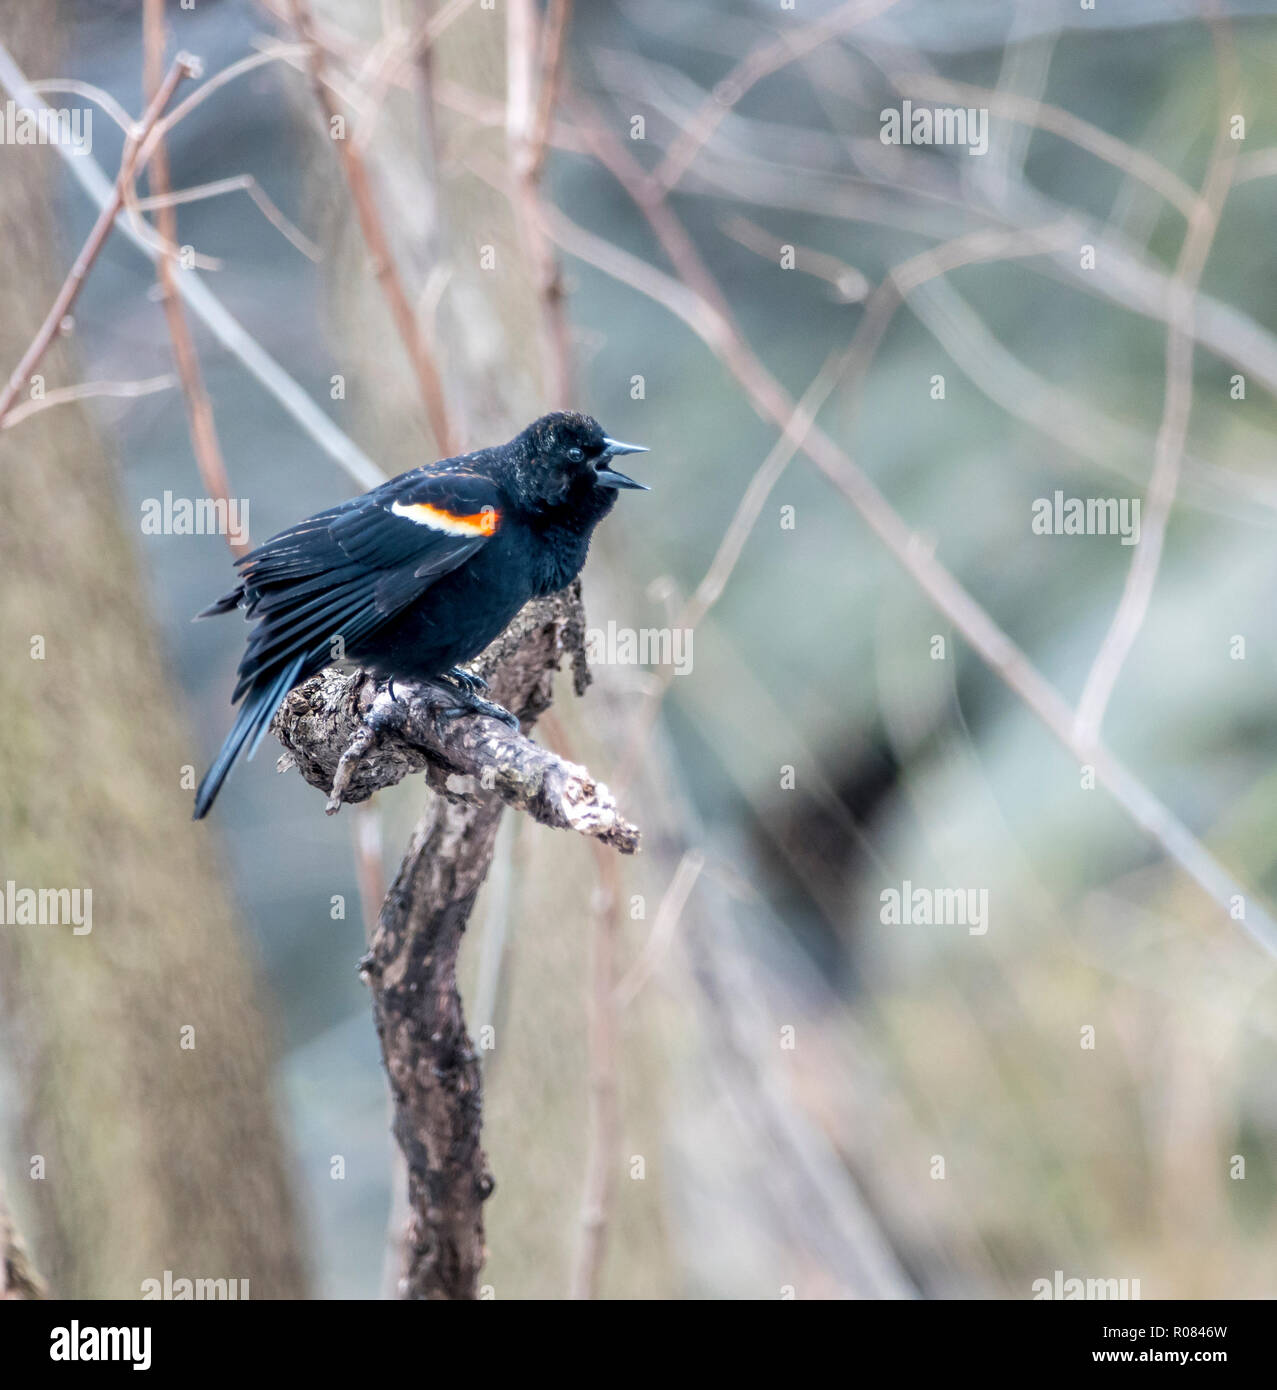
[272,584,639,855]
[270,582,639,1298]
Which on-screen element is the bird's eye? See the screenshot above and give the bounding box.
[567,446,585,463]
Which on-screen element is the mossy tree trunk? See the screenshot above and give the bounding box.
[0,2,307,1299]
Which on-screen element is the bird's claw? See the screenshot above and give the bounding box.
[442,665,489,696]
[436,692,520,731]
[429,669,515,728]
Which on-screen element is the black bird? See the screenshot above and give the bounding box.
[193,411,648,819]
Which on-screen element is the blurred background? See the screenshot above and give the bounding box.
[2,0,1277,1299]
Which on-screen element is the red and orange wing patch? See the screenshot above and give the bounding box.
[390,500,500,536]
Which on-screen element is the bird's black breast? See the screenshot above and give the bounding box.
[525,502,610,597]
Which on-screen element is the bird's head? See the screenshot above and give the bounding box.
[506,411,649,518]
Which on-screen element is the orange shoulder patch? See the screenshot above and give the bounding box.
[390,500,499,537]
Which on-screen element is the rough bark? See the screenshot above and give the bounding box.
[272,579,636,1297]
[362,792,503,1299]
[272,585,639,853]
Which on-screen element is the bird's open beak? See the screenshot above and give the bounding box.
[596,437,651,490]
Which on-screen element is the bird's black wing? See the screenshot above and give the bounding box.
[227,470,504,702]
[194,467,505,818]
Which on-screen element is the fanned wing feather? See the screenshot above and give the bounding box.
[231,472,502,686]
[194,469,502,817]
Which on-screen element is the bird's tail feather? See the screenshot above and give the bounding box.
[193,656,305,819]
[195,586,244,620]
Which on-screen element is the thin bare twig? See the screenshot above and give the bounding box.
[610,41,1277,401]
[612,218,1075,793]
[288,0,456,455]
[29,76,132,131]
[536,114,1277,958]
[29,78,221,274]
[153,44,309,144]
[898,276,1277,522]
[896,74,1199,220]
[507,0,575,407]
[1234,148,1277,183]
[612,338,857,793]
[351,799,386,944]
[0,52,199,427]
[530,0,573,183]
[721,214,870,302]
[656,0,902,191]
[1075,53,1239,746]
[615,848,705,1009]
[1,374,175,429]
[0,43,383,488]
[142,2,244,558]
[352,0,477,154]
[133,174,321,261]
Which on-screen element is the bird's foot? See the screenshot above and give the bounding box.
[440,665,489,696]
[433,682,520,732]
[328,677,519,815]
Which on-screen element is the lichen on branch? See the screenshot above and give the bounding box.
[271,582,639,852]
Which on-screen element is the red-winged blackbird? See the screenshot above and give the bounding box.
[193,411,648,819]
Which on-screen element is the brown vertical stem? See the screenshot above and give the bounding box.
[141,0,243,555]
[507,0,575,408]
[289,0,457,455]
